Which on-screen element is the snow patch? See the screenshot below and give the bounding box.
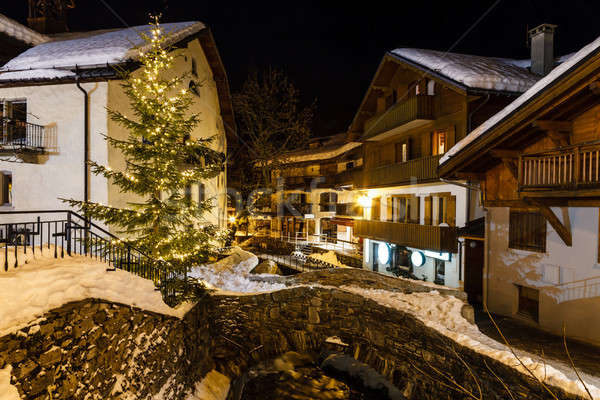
[325,336,349,346]
[0,68,75,81]
[342,285,600,399]
[2,22,205,72]
[0,252,192,336]
[0,366,20,400]
[185,370,230,400]
[190,247,286,293]
[392,48,539,93]
[307,251,350,268]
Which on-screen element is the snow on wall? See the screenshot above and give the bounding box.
[391,48,539,93]
[1,22,205,71]
[0,252,192,336]
[0,365,19,400]
[440,35,600,165]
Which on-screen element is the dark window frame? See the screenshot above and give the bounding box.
[509,210,547,252]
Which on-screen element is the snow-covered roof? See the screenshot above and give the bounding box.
[391,48,542,93]
[440,35,600,165]
[282,142,362,164]
[0,13,49,46]
[1,21,205,73]
[0,68,75,82]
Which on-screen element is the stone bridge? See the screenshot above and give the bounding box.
[0,268,584,399]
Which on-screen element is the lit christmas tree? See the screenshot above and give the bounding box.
[64,18,224,273]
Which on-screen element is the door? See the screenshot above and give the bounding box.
[464,239,484,304]
[372,242,379,272]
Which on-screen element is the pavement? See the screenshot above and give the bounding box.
[474,307,600,378]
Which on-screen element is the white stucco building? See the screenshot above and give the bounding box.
[0,17,235,232]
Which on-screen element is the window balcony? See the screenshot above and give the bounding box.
[364,95,434,141]
[0,118,46,154]
[518,143,600,197]
[354,219,458,253]
[357,155,442,189]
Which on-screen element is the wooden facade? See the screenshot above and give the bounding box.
[439,41,600,344]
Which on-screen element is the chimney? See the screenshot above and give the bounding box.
[27,0,72,34]
[528,23,557,75]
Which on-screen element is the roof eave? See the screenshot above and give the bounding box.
[439,46,600,178]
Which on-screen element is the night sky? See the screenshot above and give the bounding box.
[2,1,600,136]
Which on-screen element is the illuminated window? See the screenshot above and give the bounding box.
[432,130,446,155]
[0,172,12,206]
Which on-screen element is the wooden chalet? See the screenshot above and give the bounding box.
[439,27,600,344]
[346,37,560,287]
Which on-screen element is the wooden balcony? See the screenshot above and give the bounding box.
[364,95,434,141]
[357,155,442,189]
[355,220,458,253]
[519,143,600,197]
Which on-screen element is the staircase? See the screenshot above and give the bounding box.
[0,210,179,302]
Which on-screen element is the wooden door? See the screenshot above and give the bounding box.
[464,239,484,304]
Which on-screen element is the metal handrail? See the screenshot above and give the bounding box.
[0,210,181,304]
[0,118,45,151]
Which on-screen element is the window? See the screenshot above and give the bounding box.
[184,185,192,202]
[509,210,546,252]
[427,80,436,96]
[0,172,12,206]
[395,140,410,163]
[2,100,27,143]
[518,285,539,322]
[391,195,419,223]
[198,183,205,203]
[432,130,446,155]
[346,161,354,170]
[191,58,198,77]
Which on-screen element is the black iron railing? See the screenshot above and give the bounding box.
[0,210,181,303]
[0,118,45,152]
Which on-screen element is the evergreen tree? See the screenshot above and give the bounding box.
[63,19,225,272]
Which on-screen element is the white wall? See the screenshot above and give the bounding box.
[486,206,600,344]
[0,38,228,231]
[0,82,109,223]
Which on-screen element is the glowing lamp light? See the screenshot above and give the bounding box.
[358,195,371,208]
[228,216,236,224]
[377,243,390,265]
[411,251,425,267]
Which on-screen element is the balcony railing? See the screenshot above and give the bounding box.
[0,118,46,152]
[354,220,458,253]
[519,143,600,194]
[364,95,434,139]
[357,155,442,188]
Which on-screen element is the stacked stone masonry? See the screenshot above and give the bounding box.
[0,269,585,399]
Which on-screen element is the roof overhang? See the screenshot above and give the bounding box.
[439,46,600,178]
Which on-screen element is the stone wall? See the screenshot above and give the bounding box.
[207,287,582,400]
[0,299,213,400]
[0,269,587,399]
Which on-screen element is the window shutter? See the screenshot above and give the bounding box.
[447,125,456,148]
[422,133,431,157]
[387,197,394,222]
[447,196,456,226]
[424,196,432,225]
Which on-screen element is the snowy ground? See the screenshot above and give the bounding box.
[307,251,351,268]
[341,286,600,399]
[0,366,19,400]
[0,249,192,337]
[189,247,287,293]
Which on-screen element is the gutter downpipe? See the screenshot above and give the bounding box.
[76,75,90,252]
